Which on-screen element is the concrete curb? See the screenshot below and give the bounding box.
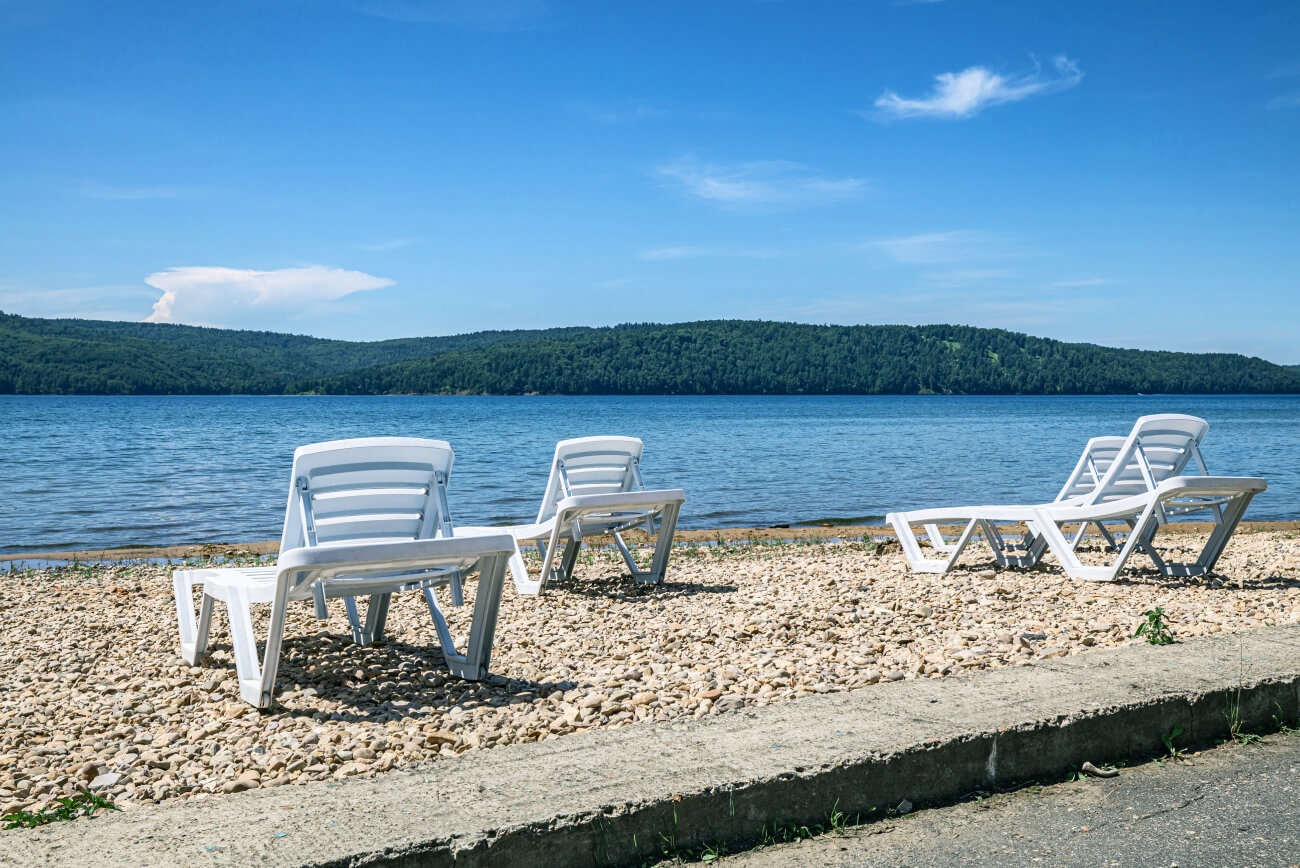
[5,625,1300,867]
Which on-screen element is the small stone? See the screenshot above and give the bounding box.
[424,730,458,746]
[88,773,121,791]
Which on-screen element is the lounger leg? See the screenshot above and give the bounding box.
[923,523,955,553]
[559,538,581,581]
[173,572,213,666]
[538,525,566,593]
[1125,519,1170,573]
[613,531,638,573]
[645,501,681,585]
[980,519,1040,568]
[446,553,507,681]
[1193,491,1254,574]
[448,570,465,607]
[344,596,365,644]
[254,590,291,710]
[225,586,269,707]
[425,555,508,681]
[1034,505,1155,582]
[889,513,975,574]
[508,540,542,596]
[358,593,391,646]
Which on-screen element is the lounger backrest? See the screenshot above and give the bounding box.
[279,437,455,552]
[535,436,645,524]
[1084,414,1209,506]
[1055,436,1126,502]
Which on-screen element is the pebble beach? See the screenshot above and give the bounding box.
[2,528,1298,817]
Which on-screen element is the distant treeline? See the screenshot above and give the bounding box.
[2,312,1298,396]
[0,311,592,394]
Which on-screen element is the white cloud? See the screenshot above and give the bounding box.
[860,230,1000,264]
[1266,92,1300,110]
[144,266,394,326]
[657,158,867,209]
[872,56,1083,120]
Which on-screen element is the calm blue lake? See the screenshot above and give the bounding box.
[0,394,1295,554]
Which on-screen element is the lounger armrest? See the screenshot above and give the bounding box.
[276,534,517,587]
[555,489,687,514]
[1152,475,1268,497]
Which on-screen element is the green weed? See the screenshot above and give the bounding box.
[2,791,120,829]
[1133,608,1175,645]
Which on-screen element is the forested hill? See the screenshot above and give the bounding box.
[315,321,1299,395]
[2,312,1297,395]
[0,311,593,394]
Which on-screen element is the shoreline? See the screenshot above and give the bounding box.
[4,519,1300,564]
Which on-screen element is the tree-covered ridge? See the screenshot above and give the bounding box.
[0,311,594,394]
[311,321,1300,396]
[2,312,1297,395]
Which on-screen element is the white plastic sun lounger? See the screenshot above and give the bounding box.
[888,415,1265,582]
[491,436,686,596]
[173,438,516,707]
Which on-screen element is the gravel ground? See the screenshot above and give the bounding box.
[1,529,1297,816]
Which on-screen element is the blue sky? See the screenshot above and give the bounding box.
[2,1,1298,362]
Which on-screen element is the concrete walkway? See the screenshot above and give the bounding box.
[726,731,1300,867]
[4,625,1300,867]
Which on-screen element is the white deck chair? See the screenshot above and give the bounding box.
[888,415,1265,582]
[173,438,515,707]
[176,437,464,648]
[492,436,686,596]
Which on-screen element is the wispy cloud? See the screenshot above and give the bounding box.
[356,238,419,252]
[657,158,867,210]
[921,268,1012,286]
[75,182,188,200]
[870,56,1083,120]
[639,245,788,261]
[1266,60,1300,79]
[144,265,394,326]
[1049,277,1110,288]
[0,283,155,321]
[354,0,546,29]
[566,100,733,124]
[1266,92,1300,110]
[860,230,1002,264]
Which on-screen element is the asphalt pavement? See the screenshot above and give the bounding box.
[724,733,1300,868]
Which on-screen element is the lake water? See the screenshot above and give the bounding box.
[0,394,1296,554]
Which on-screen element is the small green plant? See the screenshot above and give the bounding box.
[699,842,728,863]
[1133,608,1175,645]
[1223,640,1264,746]
[2,791,120,829]
[1161,724,1186,760]
[1273,703,1299,737]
